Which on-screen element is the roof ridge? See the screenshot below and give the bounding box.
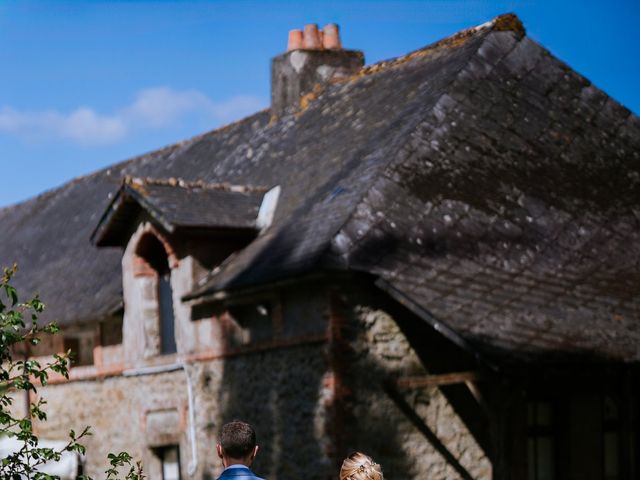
[124,175,270,193]
[292,14,524,117]
[350,13,524,80]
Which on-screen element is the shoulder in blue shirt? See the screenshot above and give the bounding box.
[216,464,264,480]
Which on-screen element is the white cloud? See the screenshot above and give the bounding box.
[0,106,126,145]
[125,87,210,128]
[207,95,266,121]
[0,87,265,146]
[62,108,127,144]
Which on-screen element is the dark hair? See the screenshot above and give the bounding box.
[219,420,257,459]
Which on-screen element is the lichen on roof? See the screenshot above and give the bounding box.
[351,13,525,81]
[123,175,269,194]
[291,13,526,117]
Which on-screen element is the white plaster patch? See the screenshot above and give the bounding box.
[289,51,308,73]
[317,65,334,81]
[145,408,180,444]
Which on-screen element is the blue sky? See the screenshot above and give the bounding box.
[0,0,638,207]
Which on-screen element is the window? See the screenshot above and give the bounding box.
[603,395,620,480]
[528,401,555,480]
[136,234,177,355]
[158,272,177,354]
[525,393,638,478]
[100,312,123,347]
[62,328,96,367]
[25,326,95,367]
[226,301,272,347]
[155,446,181,480]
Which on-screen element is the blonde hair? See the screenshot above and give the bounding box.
[340,452,383,480]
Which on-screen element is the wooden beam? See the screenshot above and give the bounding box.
[383,381,477,480]
[397,371,481,388]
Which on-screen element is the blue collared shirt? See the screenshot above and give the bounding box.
[217,464,264,480]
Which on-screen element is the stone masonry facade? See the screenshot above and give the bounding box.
[35,285,489,479]
[35,344,330,479]
[329,285,491,480]
[31,226,490,479]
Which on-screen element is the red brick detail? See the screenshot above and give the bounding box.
[180,402,188,431]
[93,345,103,368]
[322,371,337,407]
[133,255,157,278]
[326,291,353,465]
[133,226,180,271]
[44,364,127,384]
[187,332,328,363]
[36,333,328,385]
[145,226,179,269]
[140,411,147,432]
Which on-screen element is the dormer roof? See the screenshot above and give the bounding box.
[92,176,267,247]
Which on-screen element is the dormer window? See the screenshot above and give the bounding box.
[91,176,271,363]
[158,273,176,354]
[136,234,177,355]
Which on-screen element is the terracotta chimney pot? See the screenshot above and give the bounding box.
[322,23,341,49]
[303,24,322,49]
[287,29,303,51]
[272,22,364,118]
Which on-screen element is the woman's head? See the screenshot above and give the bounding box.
[340,452,383,480]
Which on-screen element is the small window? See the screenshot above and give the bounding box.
[100,313,123,346]
[603,395,620,480]
[528,401,555,480]
[226,302,272,347]
[63,329,96,367]
[156,445,181,480]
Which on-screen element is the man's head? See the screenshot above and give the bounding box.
[216,420,259,468]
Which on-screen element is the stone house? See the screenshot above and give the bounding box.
[1,13,639,480]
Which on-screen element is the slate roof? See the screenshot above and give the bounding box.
[1,14,638,365]
[93,177,267,246]
[0,111,270,325]
[327,30,640,365]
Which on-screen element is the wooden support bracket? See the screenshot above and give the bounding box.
[396,371,481,388]
[383,380,477,480]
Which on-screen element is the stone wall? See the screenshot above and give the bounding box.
[34,343,332,479]
[33,281,334,480]
[34,369,187,478]
[32,279,491,480]
[196,344,332,480]
[331,286,492,480]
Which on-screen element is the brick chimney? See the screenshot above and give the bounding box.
[271,24,364,118]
